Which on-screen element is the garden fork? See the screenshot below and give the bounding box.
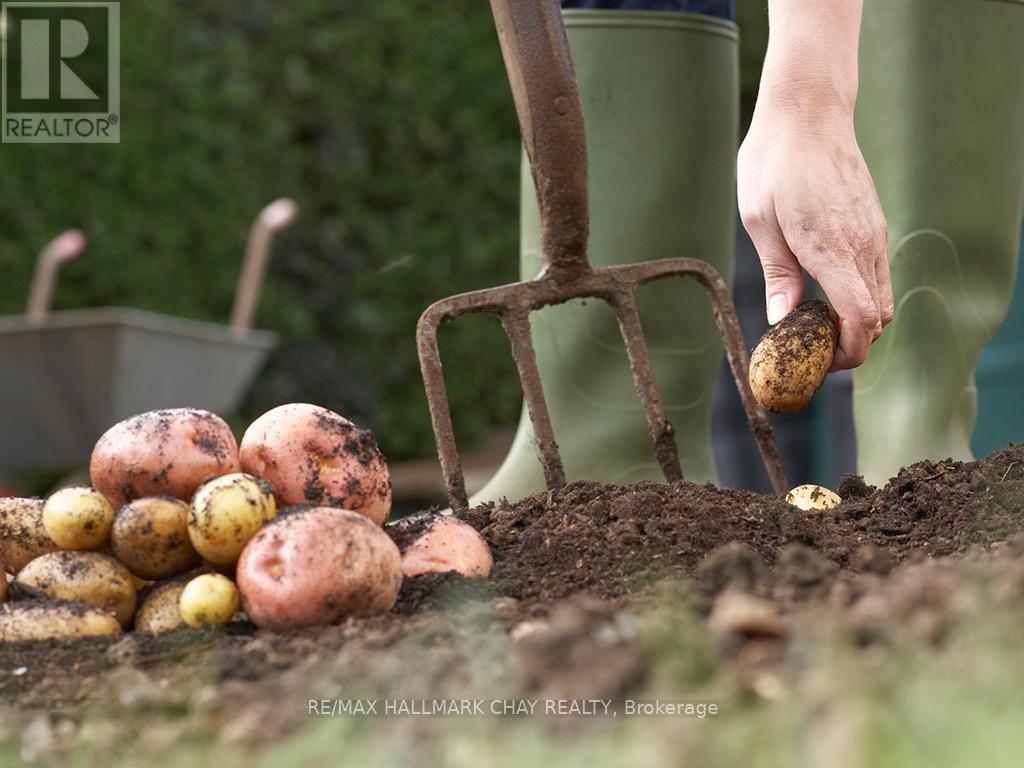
[417,0,787,511]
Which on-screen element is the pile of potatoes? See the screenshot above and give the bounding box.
[0,403,493,642]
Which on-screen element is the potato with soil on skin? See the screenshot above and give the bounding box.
[749,299,840,414]
[179,573,240,628]
[134,577,189,635]
[0,497,58,573]
[90,408,241,508]
[42,486,115,551]
[786,484,842,511]
[237,506,402,631]
[387,511,493,578]
[15,551,137,627]
[240,404,392,525]
[188,473,277,566]
[0,599,121,641]
[111,497,201,580]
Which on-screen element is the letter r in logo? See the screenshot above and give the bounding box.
[20,17,98,101]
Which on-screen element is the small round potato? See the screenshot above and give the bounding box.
[749,300,840,414]
[785,484,842,511]
[188,473,277,566]
[237,506,402,631]
[240,404,392,525]
[388,511,493,578]
[90,409,241,508]
[179,573,240,628]
[16,551,137,627]
[134,578,189,635]
[42,486,115,551]
[0,497,58,573]
[0,599,121,641]
[112,497,201,580]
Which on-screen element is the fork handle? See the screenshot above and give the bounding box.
[489,0,590,278]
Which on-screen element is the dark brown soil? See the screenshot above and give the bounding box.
[459,444,1024,602]
[2,444,1023,718]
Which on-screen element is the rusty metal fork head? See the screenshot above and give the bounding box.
[416,0,787,512]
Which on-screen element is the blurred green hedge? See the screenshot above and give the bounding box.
[0,1,767,463]
[0,0,525,460]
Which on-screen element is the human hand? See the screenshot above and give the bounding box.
[738,99,891,371]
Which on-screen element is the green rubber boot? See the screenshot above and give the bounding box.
[853,0,1024,485]
[472,10,739,505]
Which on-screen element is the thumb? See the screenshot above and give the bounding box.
[745,216,804,325]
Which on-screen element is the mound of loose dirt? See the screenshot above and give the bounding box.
[459,444,1024,602]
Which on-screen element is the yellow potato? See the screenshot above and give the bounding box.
[0,599,121,641]
[749,300,840,414]
[785,484,842,511]
[0,497,58,573]
[134,578,189,635]
[179,573,240,628]
[112,497,201,580]
[42,486,115,550]
[16,551,137,627]
[188,473,276,566]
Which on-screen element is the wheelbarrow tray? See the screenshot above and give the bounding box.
[0,307,277,470]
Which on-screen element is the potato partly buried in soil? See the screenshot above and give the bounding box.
[388,511,493,578]
[749,299,839,414]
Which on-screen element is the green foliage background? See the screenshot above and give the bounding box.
[0,0,768,461]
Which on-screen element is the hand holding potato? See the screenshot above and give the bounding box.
[749,300,840,414]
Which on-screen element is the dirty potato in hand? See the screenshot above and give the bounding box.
[112,497,201,580]
[237,506,402,631]
[0,599,121,641]
[188,473,276,566]
[240,404,392,525]
[0,497,58,573]
[90,408,240,508]
[16,551,136,627]
[387,511,493,578]
[749,300,840,414]
[179,573,240,628]
[42,486,115,550]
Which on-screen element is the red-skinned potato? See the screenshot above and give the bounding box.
[236,506,402,631]
[90,409,240,508]
[387,511,493,578]
[239,404,391,525]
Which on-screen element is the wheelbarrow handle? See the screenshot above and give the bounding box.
[26,229,86,326]
[489,0,590,279]
[230,197,299,336]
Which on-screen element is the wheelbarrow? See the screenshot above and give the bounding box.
[0,199,298,471]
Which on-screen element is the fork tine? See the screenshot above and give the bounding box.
[611,291,684,484]
[500,308,567,491]
[416,313,470,511]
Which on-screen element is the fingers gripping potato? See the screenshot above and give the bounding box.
[387,511,493,578]
[42,486,115,551]
[112,497,201,580]
[90,409,240,508]
[0,600,121,641]
[240,404,392,525]
[749,300,840,414]
[188,473,277,566]
[16,551,137,627]
[179,573,240,628]
[237,506,402,631]
[0,498,58,573]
